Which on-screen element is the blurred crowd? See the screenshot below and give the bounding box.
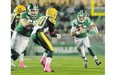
[11,0,105,34]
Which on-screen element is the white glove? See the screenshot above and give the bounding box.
[56,34,61,39]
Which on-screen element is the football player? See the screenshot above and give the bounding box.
[31,7,61,72]
[11,5,26,34]
[11,3,42,68]
[11,5,27,68]
[70,10,101,68]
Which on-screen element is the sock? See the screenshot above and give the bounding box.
[88,48,95,57]
[19,53,24,62]
[11,51,20,61]
[40,50,48,61]
[82,57,87,61]
[47,51,53,58]
[80,46,86,57]
[93,56,98,60]
[46,57,52,64]
[43,52,47,58]
[78,46,86,59]
[40,52,47,62]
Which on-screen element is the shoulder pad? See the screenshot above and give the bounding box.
[71,19,78,26]
[20,12,28,20]
[85,17,91,23]
[48,18,56,25]
[36,13,43,19]
[20,12,27,16]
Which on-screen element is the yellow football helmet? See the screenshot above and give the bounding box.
[14,5,26,15]
[46,8,58,19]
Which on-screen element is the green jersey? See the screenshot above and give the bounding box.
[71,17,93,38]
[15,12,42,37]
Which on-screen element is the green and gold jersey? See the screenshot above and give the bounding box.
[15,12,42,37]
[71,17,92,38]
[31,16,57,40]
[33,16,56,33]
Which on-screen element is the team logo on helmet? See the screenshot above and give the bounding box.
[27,3,39,19]
[77,10,87,23]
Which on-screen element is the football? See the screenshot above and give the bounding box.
[76,28,80,31]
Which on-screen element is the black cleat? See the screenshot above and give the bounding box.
[44,69,55,72]
[95,60,101,66]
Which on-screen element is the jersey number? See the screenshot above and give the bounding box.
[36,17,47,26]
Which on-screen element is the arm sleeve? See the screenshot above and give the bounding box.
[70,20,76,33]
[71,26,76,33]
[11,15,16,30]
[47,20,57,37]
[85,17,93,27]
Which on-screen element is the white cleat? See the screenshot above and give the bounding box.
[19,61,27,68]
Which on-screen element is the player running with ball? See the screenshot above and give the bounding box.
[70,10,101,68]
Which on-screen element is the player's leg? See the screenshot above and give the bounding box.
[36,32,55,72]
[11,32,29,68]
[79,46,88,68]
[19,53,27,68]
[11,50,19,67]
[34,45,40,55]
[45,50,54,72]
[84,36,101,66]
[17,36,29,68]
[11,31,19,67]
[40,50,48,67]
[75,38,88,68]
[31,33,47,67]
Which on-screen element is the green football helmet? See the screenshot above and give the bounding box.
[27,3,39,19]
[77,10,87,23]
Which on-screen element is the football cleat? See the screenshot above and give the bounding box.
[44,63,55,72]
[44,69,55,72]
[19,61,27,68]
[95,60,101,66]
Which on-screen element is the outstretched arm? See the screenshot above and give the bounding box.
[48,20,61,39]
[89,22,101,38]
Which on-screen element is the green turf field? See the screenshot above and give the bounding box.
[11,55,105,75]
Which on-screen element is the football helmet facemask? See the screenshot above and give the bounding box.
[77,10,87,23]
[27,3,39,19]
